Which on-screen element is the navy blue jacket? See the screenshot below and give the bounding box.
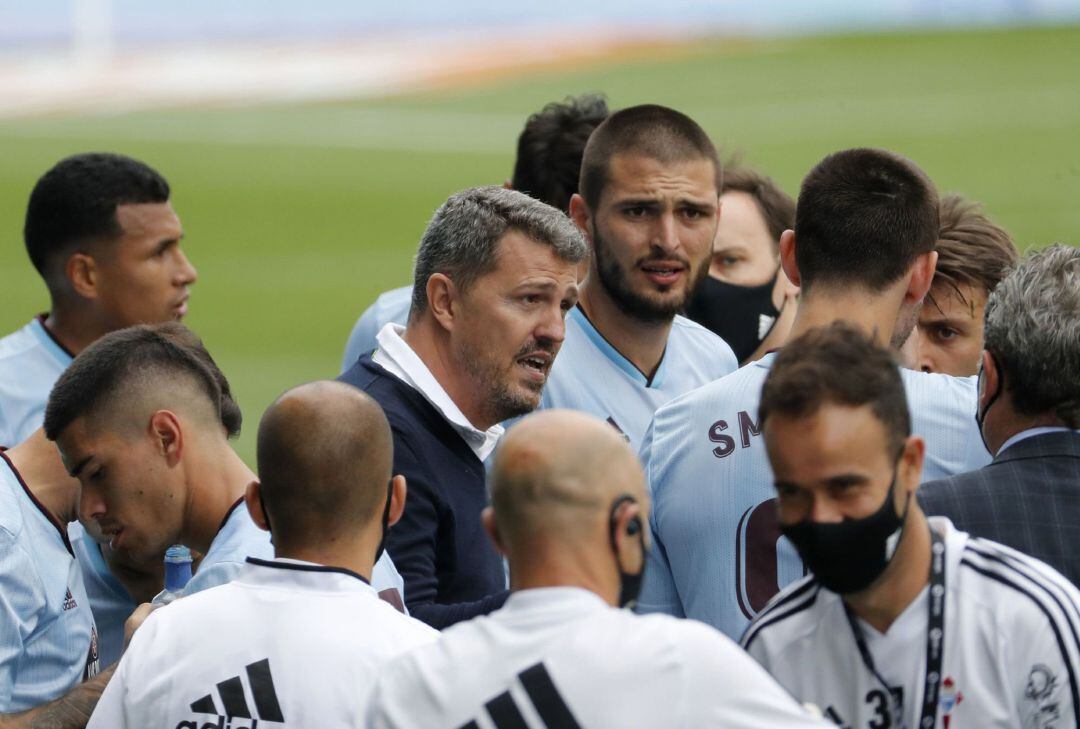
[920,430,1080,587]
[339,355,508,628]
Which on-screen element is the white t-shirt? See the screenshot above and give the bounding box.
[540,306,738,452]
[88,557,437,728]
[638,353,992,640]
[0,317,73,448]
[367,587,829,728]
[743,518,1080,729]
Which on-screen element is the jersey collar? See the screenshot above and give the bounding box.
[30,315,75,367]
[242,557,374,592]
[569,305,669,389]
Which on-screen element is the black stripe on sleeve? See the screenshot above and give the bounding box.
[485,691,530,729]
[519,663,582,729]
[741,583,821,652]
[960,558,1080,728]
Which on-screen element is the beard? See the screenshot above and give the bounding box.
[458,336,556,425]
[592,226,708,325]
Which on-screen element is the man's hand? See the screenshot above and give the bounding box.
[0,666,115,729]
[123,603,158,650]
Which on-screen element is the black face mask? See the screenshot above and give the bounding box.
[608,495,646,608]
[684,272,780,362]
[781,470,910,595]
[374,480,394,563]
[975,351,1004,455]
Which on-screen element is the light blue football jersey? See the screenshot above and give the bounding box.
[183,499,408,605]
[68,523,136,668]
[0,317,73,448]
[541,306,739,452]
[0,453,98,712]
[637,352,992,640]
[341,285,412,373]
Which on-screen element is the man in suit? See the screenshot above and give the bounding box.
[920,244,1080,585]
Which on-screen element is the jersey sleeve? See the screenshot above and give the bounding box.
[182,558,243,596]
[680,624,828,727]
[0,535,44,709]
[635,419,685,618]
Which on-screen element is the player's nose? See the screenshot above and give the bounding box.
[175,248,198,286]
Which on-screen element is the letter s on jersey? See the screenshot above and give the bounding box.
[709,420,736,458]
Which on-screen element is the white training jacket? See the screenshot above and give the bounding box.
[743,518,1080,729]
[367,586,830,729]
[88,557,437,729]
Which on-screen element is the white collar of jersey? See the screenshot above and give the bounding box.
[996,426,1078,457]
[500,587,610,621]
[239,557,376,594]
[372,323,503,461]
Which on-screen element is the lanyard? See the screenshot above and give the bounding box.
[843,527,946,729]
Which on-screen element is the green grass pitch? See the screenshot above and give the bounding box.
[0,25,1077,463]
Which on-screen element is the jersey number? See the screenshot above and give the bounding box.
[735,498,785,618]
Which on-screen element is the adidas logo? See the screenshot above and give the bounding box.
[62,588,78,612]
[177,658,284,729]
[460,662,581,729]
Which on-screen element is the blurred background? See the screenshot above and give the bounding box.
[1,0,1078,462]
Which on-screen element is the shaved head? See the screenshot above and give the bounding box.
[490,410,646,551]
[256,381,393,550]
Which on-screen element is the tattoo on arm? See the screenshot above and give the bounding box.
[0,665,115,729]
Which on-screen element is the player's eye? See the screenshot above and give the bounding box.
[935,326,959,342]
[623,205,649,218]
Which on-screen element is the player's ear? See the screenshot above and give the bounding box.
[899,435,925,497]
[482,507,506,556]
[244,480,270,532]
[387,475,407,527]
[978,350,1000,409]
[66,252,99,300]
[778,230,800,287]
[612,500,645,573]
[148,410,183,465]
[905,250,938,305]
[426,273,458,332]
[568,194,593,243]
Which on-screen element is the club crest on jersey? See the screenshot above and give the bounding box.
[178,658,284,728]
[83,626,100,681]
[938,676,963,728]
[1023,664,1061,729]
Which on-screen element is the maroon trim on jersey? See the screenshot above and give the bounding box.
[0,450,75,556]
[215,496,246,537]
[36,313,77,358]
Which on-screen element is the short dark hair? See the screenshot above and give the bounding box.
[927,193,1019,311]
[579,104,721,209]
[759,322,911,455]
[793,148,938,293]
[511,94,609,213]
[24,152,170,283]
[154,325,242,438]
[44,323,234,441]
[721,162,796,247]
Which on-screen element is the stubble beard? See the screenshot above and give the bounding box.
[592,227,707,325]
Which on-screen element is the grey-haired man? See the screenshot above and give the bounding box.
[339,186,587,629]
[920,243,1080,585]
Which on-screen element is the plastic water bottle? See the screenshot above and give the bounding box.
[151,545,193,606]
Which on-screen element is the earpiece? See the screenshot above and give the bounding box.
[626,516,642,537]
